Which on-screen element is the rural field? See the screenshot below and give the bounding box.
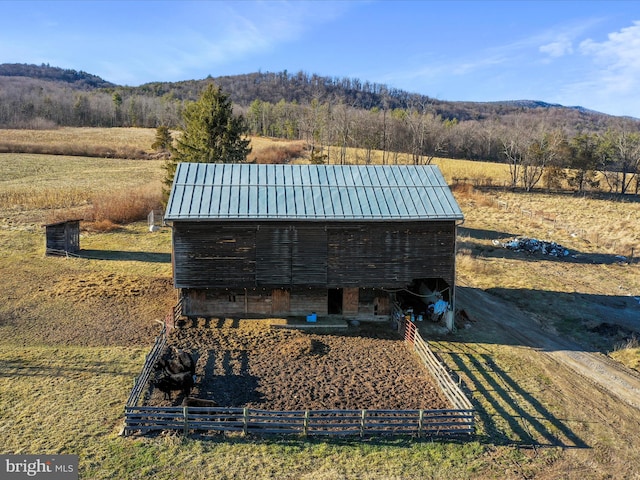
[0,128,639,479]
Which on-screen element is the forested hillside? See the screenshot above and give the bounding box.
[1,63,631,130]
[1,63,639,194]
[0,63,115,89]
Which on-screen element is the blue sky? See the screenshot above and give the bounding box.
[2,1,640,117]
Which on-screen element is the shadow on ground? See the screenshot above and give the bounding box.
[80,249,171,263]
[430,341,589,449]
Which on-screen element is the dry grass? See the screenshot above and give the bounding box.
[0,345,147,454]
[0,127,157,158]
[611,337,640,370]
[90,185,162,224]
[453,185,640,293]
[313,144,513,185]
[252,139,307,164]
[1,128,311,163]
[458,188,640,260]
[0,153,165,227]
[435,158,511,187]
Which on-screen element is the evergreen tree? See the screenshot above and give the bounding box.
[162,83,252,202]
[151,125,173,152]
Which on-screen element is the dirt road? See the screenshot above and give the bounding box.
[456,286,640,411]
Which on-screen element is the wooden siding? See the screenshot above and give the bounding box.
[173,220,456,290]
[292,226,328,285]
[256,226,291,285]
[173,224,256,288]
[327,222,455,288]
[45,220,80,256]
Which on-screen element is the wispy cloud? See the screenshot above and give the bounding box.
[539,37,573,58]
[579,20,640,94]
[392,16,599,87]
[150,1,349,80]
[50,1,351,84]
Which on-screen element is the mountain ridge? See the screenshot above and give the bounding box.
[1,62,627,123]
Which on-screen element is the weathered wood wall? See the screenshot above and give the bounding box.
[173,220,456,318]
[173,224,256,288]
[173,221,456,290]
[327,223,455,288]
[45,220,80,256]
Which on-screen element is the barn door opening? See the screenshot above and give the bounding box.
[328,288,343,314]
[271,288,290,314]
[395,278,452,322]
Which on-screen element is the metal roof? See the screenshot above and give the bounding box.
[164,163,464,221]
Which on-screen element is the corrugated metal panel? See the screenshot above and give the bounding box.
[165,163,464,221]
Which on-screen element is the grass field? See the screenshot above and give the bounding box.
[1,128,639,479]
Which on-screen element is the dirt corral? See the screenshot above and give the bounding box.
[145,319,449,411]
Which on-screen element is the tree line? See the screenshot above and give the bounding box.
[241,98,640,194]
[0,76,181,128]
[1,65,639,194]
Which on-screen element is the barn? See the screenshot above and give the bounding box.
[164,163,464,322]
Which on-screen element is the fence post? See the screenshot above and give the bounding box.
[303,410,309,437]
[183,406,189,436]
[243,408,249,436]
[418,410,424,438]
[360,410,366,438]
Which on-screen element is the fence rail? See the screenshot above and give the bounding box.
[400,316,473,411]
[122,302,475,438]
[125,324,167,408]
[123,406,474,437]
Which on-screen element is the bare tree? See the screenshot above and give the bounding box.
[600,127,640,195]
[332,101,355,165]
[568,133,600,192]
[500,124,527,189]
[521,127,566,191]
[404,104,429,165]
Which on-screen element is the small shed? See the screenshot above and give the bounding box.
[164,163,464,321]
[44,220,80,256]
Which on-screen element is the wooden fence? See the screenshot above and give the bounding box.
[123,406,474,437]
[164,297,183,331]
[122,303,475,438]
[125,324,167,408]
[400,315,473,411]
[124,299,182,408]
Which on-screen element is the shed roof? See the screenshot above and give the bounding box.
[164,163,464,221]
[43,219,82,228]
